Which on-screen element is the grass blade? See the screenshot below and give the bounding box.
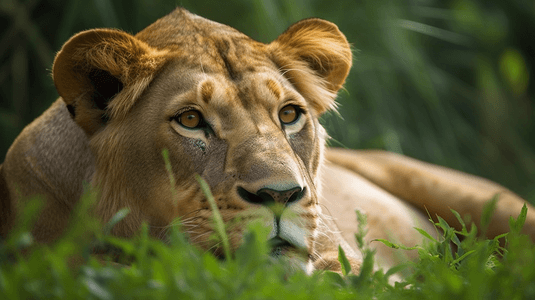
[162,149,178,206]
[338,245,351,276]
[195,175,232,261]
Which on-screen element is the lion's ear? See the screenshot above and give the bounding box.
[269,19,352,114]
[53,29,168,135]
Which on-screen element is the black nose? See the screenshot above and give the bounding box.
[237,186,305,206]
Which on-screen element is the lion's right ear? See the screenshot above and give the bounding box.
[53,29,168,135]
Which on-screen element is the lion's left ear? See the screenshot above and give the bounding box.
[269,18,352,114]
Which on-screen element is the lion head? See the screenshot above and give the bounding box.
[49,8,352,270]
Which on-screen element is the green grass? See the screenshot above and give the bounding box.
[1,188,534,299]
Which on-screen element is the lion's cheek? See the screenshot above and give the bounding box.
[141,180,195,232]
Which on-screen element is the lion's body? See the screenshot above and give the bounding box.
[1,8,534,275]
[1,99,94,241]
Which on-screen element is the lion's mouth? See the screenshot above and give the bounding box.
[269,237,297,257]
[268,236,312,273]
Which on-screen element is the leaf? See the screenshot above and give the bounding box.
[195,175,232,261]
[414,227,437,242]
[437,216,452,232]
[508,204,527,235]
[102,208,130,236]
[499,48,529,95]
[162,149,178,206]
[450,209,467,234]
[323,271,346,288]
[494,233,508,241]
[451,250,476,265]
[450,232,462,247]
[481,194,499,236]
[384,263,409,278]
[15,232,34,249]
[354,210,369,250]
[338,245,351,276]
[372,239,419,250]
[357,249,375,283]
[83,277,112,300]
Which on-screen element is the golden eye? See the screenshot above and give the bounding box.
[178,110,202,128]
[279,105,299,124]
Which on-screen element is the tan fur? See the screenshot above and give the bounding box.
[268,18,352,114]
[325,149,535,240]
[1,8,533,276]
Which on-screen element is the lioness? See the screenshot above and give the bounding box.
[1,8,534,274]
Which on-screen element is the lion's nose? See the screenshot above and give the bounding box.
[237,186,305,206]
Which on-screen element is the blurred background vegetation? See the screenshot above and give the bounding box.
[0,0,534,203]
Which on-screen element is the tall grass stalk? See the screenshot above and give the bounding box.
[195,175,232,261]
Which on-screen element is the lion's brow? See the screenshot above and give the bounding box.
[265,79,282,100]
[199,81,214,103]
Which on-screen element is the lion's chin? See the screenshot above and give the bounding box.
[269,237,313,275]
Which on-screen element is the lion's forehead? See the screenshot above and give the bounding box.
[136,8,269,78]
[159,65,304,130]
[198,71,300,114]
[140,11,305,120]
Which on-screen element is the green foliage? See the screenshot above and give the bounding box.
[373,201,535,300]
[195,175,232,261]
[337,245,351,277]
[2,192,535,299]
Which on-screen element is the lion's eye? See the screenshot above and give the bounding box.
[279,105,300,125]
[178,110,202,128]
